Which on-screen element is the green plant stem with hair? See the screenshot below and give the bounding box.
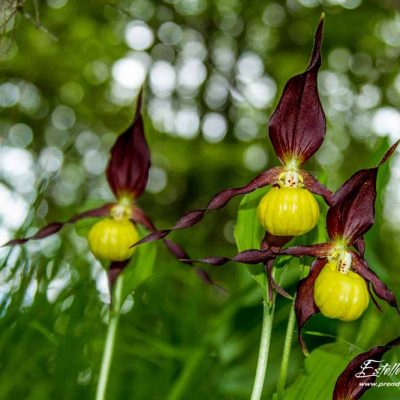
[95,275,124,400]
[250,295,275,400]
[277,300,296,399]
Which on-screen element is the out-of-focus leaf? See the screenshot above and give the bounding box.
[121,226,157,301]
[234,188,268,292]
[284,343,357,400]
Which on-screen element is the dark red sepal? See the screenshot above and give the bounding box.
[106,92,150,199]
[326,168,378,244]
[333,336,400,400]
[295,258,327,355]
[3,203,113,246]
[327,141,399,244]
[132,167,282,247]
[351,252,398,311]
[268,16,325,165]
[108,260,129,290]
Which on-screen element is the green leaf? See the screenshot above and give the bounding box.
[234,188,268,294]
[284,343,357,400]
[120,225,157,301]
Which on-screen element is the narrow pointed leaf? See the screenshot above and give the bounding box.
[269,17,325,165]
[4,203,113,246]
[351,252,398,311]
[333,336,400,400]
[132,167,282,247]
[106,93,150,199]
[295,258,327,355]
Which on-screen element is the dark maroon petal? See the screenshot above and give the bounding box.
[278,243,332,258]
[367,282,382,312]
[353,237,365,257]
[327,141,399,244]
[379,139,399,166]
[262,232,293,252]
[260,234,292,301]
[106,92,150,199]
[301,170,334,205]
[132,167,282,247]
[326,168,377,244]
[351,252,398,311]
[268,17,325,165]
[333,336,400,400]
[295,258,327,355]
[108,260,129,290]
[3,203,113,246]
[131,207,222,289]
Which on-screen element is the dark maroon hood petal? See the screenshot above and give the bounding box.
[268,16,325,165]
[295,258,327,355]
[301,170,334,205]
[326,168,378,244]
[106,92,151,199]
[351,252,398,311]
[327,141,399,244]
[131,206,223,289]
[353,237,365,257]
[131,167,282,247]
[3,203,113,246]
[278,243,332,258]
[333,336,400,400]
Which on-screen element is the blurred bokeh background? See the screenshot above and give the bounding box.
[0,0,400,399]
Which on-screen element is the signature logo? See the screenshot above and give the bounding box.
[355,360,400,378]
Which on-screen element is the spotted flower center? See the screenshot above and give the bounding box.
[111,197,132,221]
[328,242,352,274]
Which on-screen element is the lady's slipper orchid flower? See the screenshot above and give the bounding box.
[187,141,400,353]
[132,16,333,251]
[333,336,400,400]
[3,93,204,288]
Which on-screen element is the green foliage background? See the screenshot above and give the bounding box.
[0,0,400,399]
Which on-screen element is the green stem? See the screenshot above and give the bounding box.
[276,301,296,400]
[95,275,124,400]
[250,300,275,400]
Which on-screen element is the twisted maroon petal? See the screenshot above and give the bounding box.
[295,258,327,355]
[333,336,400,400]
[106,92,151,199]
[131,206,220,288]
[3,203,113,246]
[301,170,334,205]
[132,167,282,247]
[269,16,325,165]
[351,252,398,311]
[278,243,332,258]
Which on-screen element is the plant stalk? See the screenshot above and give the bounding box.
[276,301,296,400]
[250,300,275,400]
[95,275,124,400]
